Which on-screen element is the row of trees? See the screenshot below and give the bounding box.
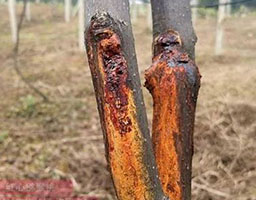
[191,0,232,55]
[6,0,85,50]
[6,0,251,54]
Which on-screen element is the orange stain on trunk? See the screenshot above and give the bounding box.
[86,16,157,199]
[145,30,200,200]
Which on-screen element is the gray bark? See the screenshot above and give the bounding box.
[150,0,197,59]
[8,0,17,43]
[84,0,167,199]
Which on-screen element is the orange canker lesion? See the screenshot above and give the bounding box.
[145,60,182,200]
[145,30,200,200]
[95,30,154,200]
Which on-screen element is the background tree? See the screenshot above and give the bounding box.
[215,0,227,55]
[8,0,17,43]
[226,0,232,16]
[64,0,70,22]
[25,0,31,21]
[78,0,84,51]
[191,0,199,24]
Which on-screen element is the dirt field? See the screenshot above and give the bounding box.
[0,4,255,200]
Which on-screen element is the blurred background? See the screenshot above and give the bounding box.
[0,0,255,199]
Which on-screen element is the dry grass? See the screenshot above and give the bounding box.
[0,3,255,200]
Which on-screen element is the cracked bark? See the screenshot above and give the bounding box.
[84,1,167,200]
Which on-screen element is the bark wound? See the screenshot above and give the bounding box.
[100,30,132,136]
[86,13,158,200]
[145,30,201,200]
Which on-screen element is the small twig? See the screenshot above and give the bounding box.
[12,0,49,102]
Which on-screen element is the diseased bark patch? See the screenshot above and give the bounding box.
[145,30,201,200]
[99,31,132,136]
[86,13,158,200]
[88,13,133,137]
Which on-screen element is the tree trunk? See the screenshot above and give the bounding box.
[8,0,17,43]
[64,0,71,22]
[25,0,31,21]
[130,0,137,23]
[151,0,197,59]
[226,0,231,17]
[215,0,226,55]
[191,0,198,25]
[146,0,200,199]
[84,0,167,200]
[78,0,84,51]
[146,3,152,31]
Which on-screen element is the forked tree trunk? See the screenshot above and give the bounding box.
[84,0,167,200]
[8,0,17,43]
[146,0,201,199]
[215,0,226,55]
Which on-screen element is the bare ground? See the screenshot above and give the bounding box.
[0,4,256,200]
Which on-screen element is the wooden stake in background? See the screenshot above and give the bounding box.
[8,0,17,43]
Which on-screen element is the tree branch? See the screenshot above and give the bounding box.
[12,0,49,102]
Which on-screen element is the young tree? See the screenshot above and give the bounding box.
[25,0,31,21]
[215,0,226,55]
[130,0,138,23]
[191,0,198,25]
[8,0,17,43]
[226,0,231,16]
[64,0,71,22]
[78,0,84,51]
[84,0,200,199]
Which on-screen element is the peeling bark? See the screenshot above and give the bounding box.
[85,7,167,200]
[145,31,201,200]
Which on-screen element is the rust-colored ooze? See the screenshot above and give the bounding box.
[145,30,201,200]
[86,14,156,200]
